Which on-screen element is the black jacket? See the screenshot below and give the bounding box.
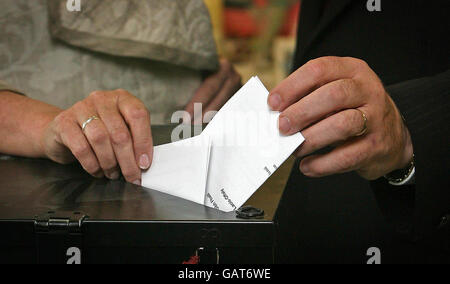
[276,0,449,263]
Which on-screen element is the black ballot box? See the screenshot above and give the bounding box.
[0,125,292,264]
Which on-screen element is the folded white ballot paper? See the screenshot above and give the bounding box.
[142,77,304,212]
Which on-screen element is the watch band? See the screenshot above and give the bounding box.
[384,155,415,186]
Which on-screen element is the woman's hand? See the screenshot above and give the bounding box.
[269,56,413,180]
[41,89,153,185]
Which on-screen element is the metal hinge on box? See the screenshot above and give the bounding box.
[34,211,88,264]
[34,211,87,233]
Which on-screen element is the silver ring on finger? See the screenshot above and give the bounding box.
[81,115,100,132]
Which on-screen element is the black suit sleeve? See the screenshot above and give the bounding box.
[387,70,450,145]
[379,70,450,240]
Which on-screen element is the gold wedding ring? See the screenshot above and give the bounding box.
[81,116,99,132]
[355,109,368,137]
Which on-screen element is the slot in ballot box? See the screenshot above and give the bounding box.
[0,125,293,264]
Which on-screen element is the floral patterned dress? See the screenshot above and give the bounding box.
[0,0,219,124]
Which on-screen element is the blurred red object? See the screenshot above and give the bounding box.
[224,8,258,37]
[279,2,300,36]
[224,0,300,38]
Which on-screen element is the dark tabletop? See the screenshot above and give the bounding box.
[0,125,293,223]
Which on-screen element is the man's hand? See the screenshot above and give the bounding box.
[41,89,153,185]
[184,59,241,124]
[268,56,413,180]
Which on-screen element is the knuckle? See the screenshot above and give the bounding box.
[54,112,70,131]
[292,110,309,129]
[53,112,64,125]
[355,58,368,67]
[335,122,349,138]
[335,113,351,135]
[304,139,317,153]
[72,101,86,111]
[339,79,355,96]
[111,129,131,146]
[336,110,361,137]
[136,137,152,148]
[351,57,369,69]
[306,58,327,79]
[72,144,90,158]
[373,80,386,97]
[89,128,108,144]
[60,121,74,135]
[115,88,132,97]
[328,84,345,103]
[330,79,354,104]
[221,59,232,72]
[349,110,363,135]
[127,106,149,121]
[89,90,104,100]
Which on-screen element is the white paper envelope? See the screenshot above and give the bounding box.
[141,77,305,212]
[141,135,211,205]
[202,77,305,211]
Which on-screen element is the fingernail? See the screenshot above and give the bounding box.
[278,116,291,134]
[139,154,150,169]
[133,179,141,186]
[300,162,309,174]
[268,93,281,110]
